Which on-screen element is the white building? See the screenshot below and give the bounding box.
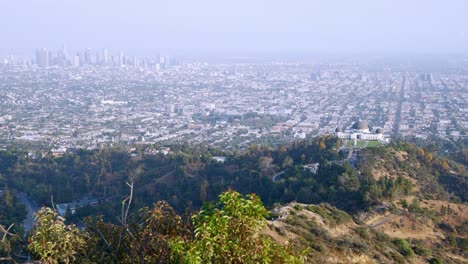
[212,156,226,163]
[335,121,386,141]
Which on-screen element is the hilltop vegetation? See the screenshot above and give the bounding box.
[0,136,466,263]
[0,136,343,215]
[23,190,301,264]
[263,140,467,263]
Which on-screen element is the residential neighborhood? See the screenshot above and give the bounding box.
[0,55,466,152]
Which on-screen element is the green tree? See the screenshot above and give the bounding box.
[28,207,85,264]
[0,189,27,235]
[171,190,302,263]
[282,156,293,168]
[131,201,192,263]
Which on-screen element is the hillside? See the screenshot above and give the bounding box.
[263,201,467,264]
[1,138,467,263]
[262,143,467,263]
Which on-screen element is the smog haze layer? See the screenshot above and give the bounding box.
[1,0,468,56]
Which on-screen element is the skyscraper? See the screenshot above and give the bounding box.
[103,48,108,65]
[119,51,124,67]
[78,52,84,66]
[73,55,80,67]
[95,50,100,65]
[60,44,68,60]
[35,48,49,68]
[166,104,175,115]
[84,48,92,65]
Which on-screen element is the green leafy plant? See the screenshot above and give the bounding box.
[171,190,302,263]
[28,207,85,264]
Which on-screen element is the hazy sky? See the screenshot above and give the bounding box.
[1,0,467,55]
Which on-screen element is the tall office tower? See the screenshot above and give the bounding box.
[60,44,68,60]
[419,73,430,81]
[119,51,124,67]
[56,45,68,67]
[84,48,92,65]
[159,55,165,67]
[95,51,101,65]
[166,104,175,115]
[170,57,178,67]
[49,51,54,66]
[78,52,84,66]
[164,56,171,69]
[35,49,41,66]
[103,48,108,65]
[430,72,441,83]
[73,55,80,67]
[310,72,319,81]
[133,56,138,68]
[35,48,49,68]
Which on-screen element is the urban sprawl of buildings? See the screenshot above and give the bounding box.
[0,48,466,152]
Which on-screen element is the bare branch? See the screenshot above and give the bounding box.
[120,196,130,225]
[0,256,18,264]
[124,181,134,225]
[0,223,16,241]
[50,195,56,211]
[90,226,111,250]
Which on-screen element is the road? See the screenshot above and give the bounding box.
[15,192,39,232]
[339,140,357,161]
[367,209,404,228]
[391,77,406,139]
[368,215,395,228]
[272,171,285,182]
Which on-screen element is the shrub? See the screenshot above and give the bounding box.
[28,207,85,264]
[311,243,326,252]
[390,251,406,264]
[374,230,392,245]
[309,226,330,241]
[429,257,442,264]
[460,237,468,253]
[447,234,457,247]
[171,190,302,263]
[354,227,370,239]
[348,237,368,251]
[294,204,303,211]
[412,244,431,256]
[393,238,415,257]
[438,222,455,233]
[306,204,351,227]
[274,226,286,236]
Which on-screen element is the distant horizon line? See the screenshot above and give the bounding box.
[2,48,468,59]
